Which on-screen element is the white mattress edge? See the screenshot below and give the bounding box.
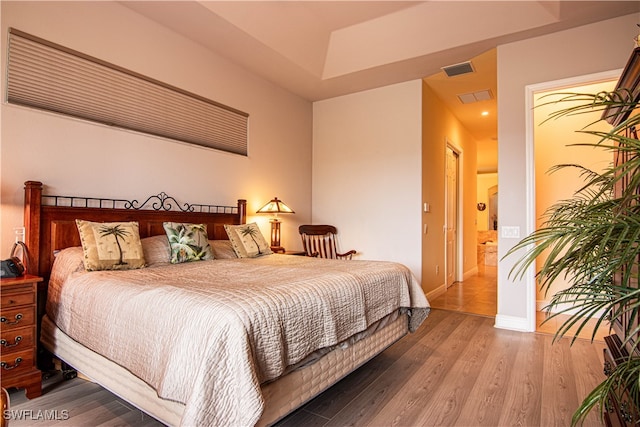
[41,313,408,426]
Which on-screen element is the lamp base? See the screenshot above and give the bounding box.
[269,219,282,250]
[270,246,285,253]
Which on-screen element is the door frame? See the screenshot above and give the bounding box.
[523,69,621,332]
[444,138,464,286]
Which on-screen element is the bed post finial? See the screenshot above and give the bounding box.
[238,199,247,224]
[24,181,43,276]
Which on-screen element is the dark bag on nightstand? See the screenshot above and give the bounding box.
[0,242,27,278]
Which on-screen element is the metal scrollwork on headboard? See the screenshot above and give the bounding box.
[42,191,237,214]
[126,192,194,212]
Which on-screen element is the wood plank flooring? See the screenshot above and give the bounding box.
[428,266,498,317]
[277,310,606,427]
[6,309,607,427]
[429,266,608,342]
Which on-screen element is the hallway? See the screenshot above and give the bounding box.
[428,266,608,341]
[429,266,497,317]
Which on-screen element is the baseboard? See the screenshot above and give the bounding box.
[463,266,478,281]
[427,268,476,301]
[536,299,605,318]
[426,283,446,301]
[494,314,535,332]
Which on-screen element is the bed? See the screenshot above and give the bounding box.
[22,181,430,426]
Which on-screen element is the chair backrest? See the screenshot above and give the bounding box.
[298,225,355,260]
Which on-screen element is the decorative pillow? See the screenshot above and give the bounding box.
[209,240,238,259]
[52,246,85,275]
[141,235,171,266]
[75,220,146,271]
[163,222,213,264]
[224,223,273,258]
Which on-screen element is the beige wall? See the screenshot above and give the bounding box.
[534,79,616,309]
[312,80,423,281]
[496,12,639,330]
[421,82,478,296]
[0,1,313,257]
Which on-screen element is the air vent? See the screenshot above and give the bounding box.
[442,61,474,77]
[457,89,493,104]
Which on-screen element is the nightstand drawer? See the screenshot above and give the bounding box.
[1,290,35,309]
[0,348,35,376]
[0,275,42,399]
[0,306,35,332]
[0,326,35,353]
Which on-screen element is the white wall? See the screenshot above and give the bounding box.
[312,80,423,282]
[496,13,639,330]
[0,1,312,257]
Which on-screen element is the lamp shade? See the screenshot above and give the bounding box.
[256,197,294,214]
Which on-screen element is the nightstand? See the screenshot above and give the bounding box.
[1,275,42,399]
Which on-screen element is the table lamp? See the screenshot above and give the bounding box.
[256,197,294,252]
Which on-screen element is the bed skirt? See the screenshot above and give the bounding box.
[40,313,409,426]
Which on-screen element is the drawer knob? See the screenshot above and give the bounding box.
[1,357,23,370]
[0,336,22,348]
[0,313,23,325]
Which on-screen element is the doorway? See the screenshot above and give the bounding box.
[523,69,621,331]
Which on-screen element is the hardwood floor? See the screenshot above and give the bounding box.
[429,265,609,342]
[6,372,163,427]
[276,309,606,427]
[429,266,498,317]
[6,309,607,426]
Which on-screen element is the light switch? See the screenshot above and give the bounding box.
[501,226,521,238]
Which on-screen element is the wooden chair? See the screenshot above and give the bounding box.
[298,225,356,260]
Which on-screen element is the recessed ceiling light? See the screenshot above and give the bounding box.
[481,111,489,116]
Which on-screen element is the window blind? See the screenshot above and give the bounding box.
[6,28,249,156]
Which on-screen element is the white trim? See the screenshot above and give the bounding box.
[536,299,606,318]
[523,69,622,334]
[494,314,532,332]
[445,138,464,285]
[523,85,538,333]
[463,265,479,281]
[426,283,447,301]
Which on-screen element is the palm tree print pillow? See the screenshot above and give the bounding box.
[224,223,273,258]
[162,222,213,264]
[76,220,146,271]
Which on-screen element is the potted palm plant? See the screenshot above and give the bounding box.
[506,70,640,424]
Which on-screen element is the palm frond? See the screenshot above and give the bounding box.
[572,358,640,426]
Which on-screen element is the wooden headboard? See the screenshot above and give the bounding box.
[23,181,247,280]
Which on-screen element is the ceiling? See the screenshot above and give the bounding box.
[121,1,639,172]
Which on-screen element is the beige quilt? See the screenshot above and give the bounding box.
[47,249,430,426]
